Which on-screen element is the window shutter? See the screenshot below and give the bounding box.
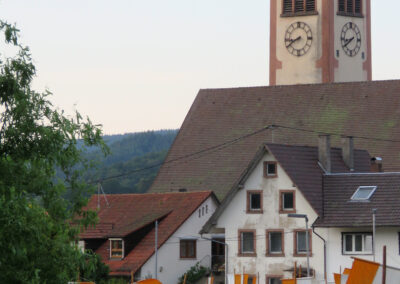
[294,0,305,12]
[347,0,354,14]
[305,0,315,12]
[354,0,361,14]
[338,0,345,12]
[283,0,293,14]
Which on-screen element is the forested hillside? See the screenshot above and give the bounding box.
[86,130,178,194]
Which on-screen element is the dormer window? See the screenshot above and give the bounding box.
[282,0,317,16]
[110,238,124,259]
[338,0,362,17]
[264,161,277,178]
[351,186,377,201]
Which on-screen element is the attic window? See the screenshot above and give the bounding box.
[110,238,124,259]
[264,161,277,178]
[350,186,377,201]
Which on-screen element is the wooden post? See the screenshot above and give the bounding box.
[294,262,297,284]
[131,270,134,284]
[183,273,188,284]
[382,246,387,284]
[299,265,302,278]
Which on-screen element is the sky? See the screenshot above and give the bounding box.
[1,0,400,134]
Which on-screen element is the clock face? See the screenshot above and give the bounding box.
[285,22,313,57]
[341,22,362,57]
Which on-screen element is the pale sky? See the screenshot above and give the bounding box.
[1,1,399,134]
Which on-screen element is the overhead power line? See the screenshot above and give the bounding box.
[92,125,273,184]
[93,124,400,184]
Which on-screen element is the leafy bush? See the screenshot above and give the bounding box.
[178,262,210,284]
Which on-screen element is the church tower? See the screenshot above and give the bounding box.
[269,0,371,86]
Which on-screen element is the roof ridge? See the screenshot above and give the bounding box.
[199,79,400,92]
[95,191,212,197]
[325,172,400,176]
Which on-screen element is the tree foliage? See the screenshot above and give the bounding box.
[0,21,109,283]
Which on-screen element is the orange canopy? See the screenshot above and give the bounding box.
[137,279,162,284]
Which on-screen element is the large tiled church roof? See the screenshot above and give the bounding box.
[150,80,400,200]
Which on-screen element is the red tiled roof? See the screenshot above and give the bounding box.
[80,191,215,276]
[150,80,400,200]
[316,173,400,227]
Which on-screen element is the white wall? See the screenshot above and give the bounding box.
[140,196,218,284]
[321,227,400,283]
[215,152,324,284]
[275,0,323,85]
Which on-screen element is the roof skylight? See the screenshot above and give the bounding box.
[350,186,377,201]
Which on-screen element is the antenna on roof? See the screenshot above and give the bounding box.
[97,182,110,209]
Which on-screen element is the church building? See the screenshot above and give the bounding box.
[149,0,400,283]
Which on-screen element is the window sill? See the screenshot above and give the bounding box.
[264,175,278,179]
[246,210,263,214]
[266,253,285,257]
[280,209,296,214]
[281,11,318,18]
[180,257,197,260]
[342,252,372,256]
[238,253,257,257]
[337,12,364,18]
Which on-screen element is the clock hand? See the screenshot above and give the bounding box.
[286,36,301,48]
[344,37,354,47]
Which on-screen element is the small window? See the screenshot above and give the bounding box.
[338,0,362,16]
[351,186,377,201]
[267,276,283,284]
[198,209,201,218]
[239,230,256,255]
[264,161,277,178]
[279,190,296,213]
[206,205,208,214]
[78,240,85,253]
[294,230,312,256]
[342,233,372,254]
[110,239,124,259]
[202,206,205,216]
[180,239,197,259]
[282,0,316,15]
[266,230,284,256]
[247,190,263,213]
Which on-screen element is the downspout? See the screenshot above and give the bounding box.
[312,225,327,283]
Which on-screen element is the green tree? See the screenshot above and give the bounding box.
[0,21,109,283]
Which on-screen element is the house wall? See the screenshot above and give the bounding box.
[215,152,324,284]
[321,226,400,283]
[140,196,218,284]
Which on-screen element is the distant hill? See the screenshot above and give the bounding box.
[85,129,178,194]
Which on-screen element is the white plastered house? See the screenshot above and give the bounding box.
[201,136,400,284]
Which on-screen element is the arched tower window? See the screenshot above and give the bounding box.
[338,0,362,16]
[282,0,316,15]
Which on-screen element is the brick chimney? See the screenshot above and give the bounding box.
[318,134,331,173]
[371,157,383,172]
[341,136,354,171]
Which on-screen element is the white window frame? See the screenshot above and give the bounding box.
[110,238,124,259]
[350,186,377,201]
[78,240,85,253]
[342,233,373,255]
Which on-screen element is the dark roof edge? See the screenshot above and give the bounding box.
[313,223,400,228]
[325,172,400,176]
[200,145,267,234]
